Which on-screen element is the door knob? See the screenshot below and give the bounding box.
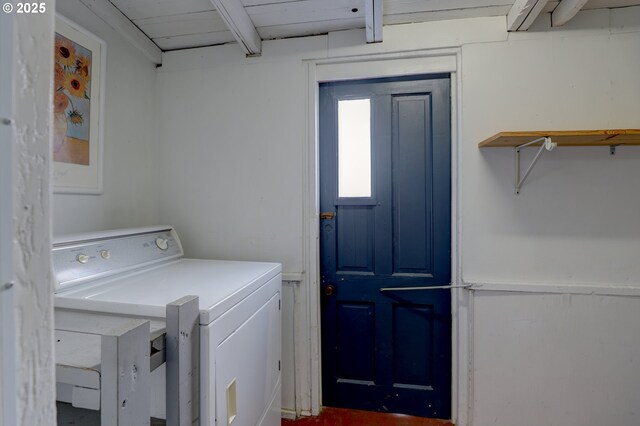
[324,284,336,296]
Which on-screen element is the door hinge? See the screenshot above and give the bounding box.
[278,361,281,371]
[278,299,281,310]
[320,212,336,220]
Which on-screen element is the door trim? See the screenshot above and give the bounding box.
[302,48,468,424]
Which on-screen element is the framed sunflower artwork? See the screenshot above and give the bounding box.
[53,15,105,194]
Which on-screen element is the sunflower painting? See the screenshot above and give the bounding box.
[53,16,104,194]
[53,32,92,165]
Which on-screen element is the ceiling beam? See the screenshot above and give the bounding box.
[551,0,589,27]
[507,0,550,31]
[78,0,162,65]
[209,0,262,56]
[365,0,383,43]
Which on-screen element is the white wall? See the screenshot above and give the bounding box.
[0,9,16,424]
[156,7,640,424]
[472,291,640,426]
[53,0,160,236]
[462,9,640,425]
[8,8,57,426]
[462,8,640,285]
[156,37,327,272]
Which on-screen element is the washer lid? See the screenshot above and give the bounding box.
[55,259,281,324]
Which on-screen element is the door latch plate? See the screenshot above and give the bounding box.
[320,212,336,220]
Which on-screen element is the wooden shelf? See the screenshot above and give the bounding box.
[478,129,640,148]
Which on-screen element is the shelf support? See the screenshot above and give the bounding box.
[515,137,557,194]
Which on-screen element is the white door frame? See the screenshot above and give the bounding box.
[301,48,470,425]
[0,9,17,426]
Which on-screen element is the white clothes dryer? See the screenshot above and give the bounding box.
[53,226,281,426]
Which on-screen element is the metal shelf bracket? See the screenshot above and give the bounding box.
[515,137,557,194]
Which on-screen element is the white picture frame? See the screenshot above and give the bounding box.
[53,15,105,194]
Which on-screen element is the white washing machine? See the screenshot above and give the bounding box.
[53,226,281,426]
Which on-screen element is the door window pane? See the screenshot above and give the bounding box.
[338,99,371,198]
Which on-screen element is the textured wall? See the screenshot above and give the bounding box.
[13,9,56,426]
[0,9,14,424]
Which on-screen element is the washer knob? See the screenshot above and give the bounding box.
[100,250,111,259]
[155,237,169,250]
[76,254,90,264]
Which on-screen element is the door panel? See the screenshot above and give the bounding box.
[336,206,374,272]
[320,75,451,419]
[393,94,434,275]
[337,302,376,382]
[393,303,435,389]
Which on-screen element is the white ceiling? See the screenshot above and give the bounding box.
[107,0,640,51]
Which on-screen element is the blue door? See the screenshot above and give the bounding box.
[320,75,451,418]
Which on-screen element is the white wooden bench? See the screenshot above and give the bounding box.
[55,295,199,426]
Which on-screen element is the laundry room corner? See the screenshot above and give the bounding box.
[4,2,640,426]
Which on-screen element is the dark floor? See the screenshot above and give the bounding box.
[282,407,454,426]
[57,402,167,425]
[58,402,453,426]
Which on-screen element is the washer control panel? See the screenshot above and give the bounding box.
[53,226,183,292]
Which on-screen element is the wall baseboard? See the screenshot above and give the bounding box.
[282,273,304,282]
[281,409,297,420]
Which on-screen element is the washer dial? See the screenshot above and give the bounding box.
[155,237,169,250]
